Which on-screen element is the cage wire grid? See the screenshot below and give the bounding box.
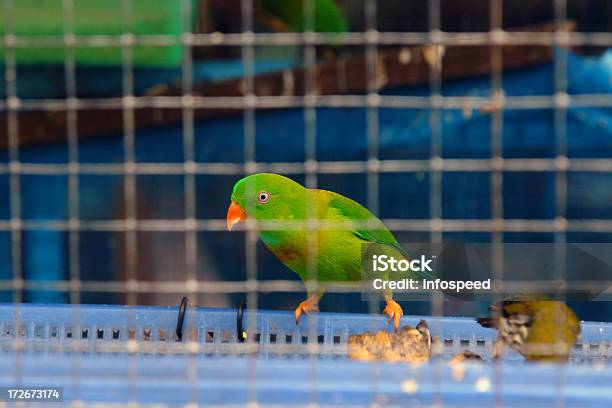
[0,0,611,406]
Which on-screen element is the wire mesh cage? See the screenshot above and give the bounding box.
[1,0,612,406]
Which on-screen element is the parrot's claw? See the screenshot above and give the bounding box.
[383,299,404,332]
[294,296,320,324]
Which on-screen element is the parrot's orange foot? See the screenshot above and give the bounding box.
[383,299,404,332]
[294,295,320,324]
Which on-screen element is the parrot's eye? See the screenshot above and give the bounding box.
[257,191,270,204]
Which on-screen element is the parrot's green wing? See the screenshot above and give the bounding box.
[319,190,435,280]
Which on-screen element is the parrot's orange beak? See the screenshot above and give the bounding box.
[226,201,247,231]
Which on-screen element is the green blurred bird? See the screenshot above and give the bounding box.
[256,0,348,33]
[226,173,432,331]
[477,300,581,362]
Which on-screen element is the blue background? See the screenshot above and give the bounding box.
[1,50,611,320]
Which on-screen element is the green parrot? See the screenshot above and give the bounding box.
[256,0,348,33]
[226,173,432,331]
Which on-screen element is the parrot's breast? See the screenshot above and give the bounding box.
[259,229,364,283]
[269,243,305,264]
[259,230,306,267]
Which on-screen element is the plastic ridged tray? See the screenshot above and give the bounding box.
[0,304,611,407]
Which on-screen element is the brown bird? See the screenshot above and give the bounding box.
[477,300,581,362]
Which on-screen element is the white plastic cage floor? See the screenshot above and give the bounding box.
[0,304,610,406]
[0,304,610,361]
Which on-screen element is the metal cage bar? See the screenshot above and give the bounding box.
[0,0,609,376]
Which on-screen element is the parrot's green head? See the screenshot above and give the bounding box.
[226,173,307,231]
